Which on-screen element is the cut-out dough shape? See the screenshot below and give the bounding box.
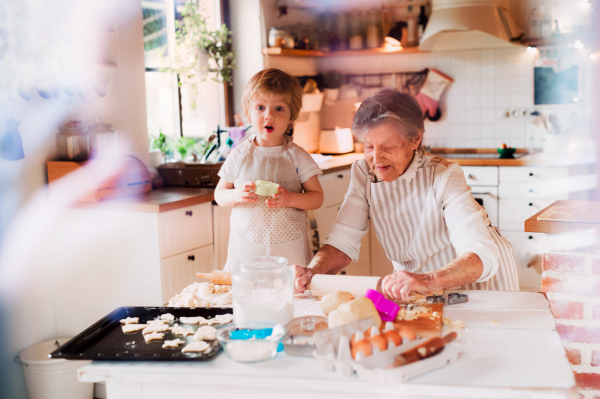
[215,314,234,324]
[161,313,175,321]
[147,319,169,325]
[200,318,220,326]
[180,316,206,325]
[122,324,147,333]
[120,317,139,324]
[181,341,210,353]
[194,326,217,341]
[144,332,165,342]
[172,324,195,337]
[142,324,171,334]
[162,339,185,348]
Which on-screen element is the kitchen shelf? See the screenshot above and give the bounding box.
[262,46,426,57]
[523,36,584,47]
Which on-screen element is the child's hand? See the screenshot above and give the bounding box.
[266,186,291,208]
[234,181,258,204]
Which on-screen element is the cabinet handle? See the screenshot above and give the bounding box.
[529,189,533,193]
[337,174,343,179]
[468,174,475,180]
[529,172,534,177]
[186,211,193,216]
[529,203,533,206]
[188,255,195,261]
[528,236,533,240]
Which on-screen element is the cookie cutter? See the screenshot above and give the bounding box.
[425,295,445,304]
[447,293,469,305]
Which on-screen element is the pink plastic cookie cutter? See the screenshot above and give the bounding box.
[365,289,400,322]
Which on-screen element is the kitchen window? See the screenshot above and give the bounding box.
[143,0,223,139]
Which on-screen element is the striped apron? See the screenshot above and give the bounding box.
[367,154,519,291]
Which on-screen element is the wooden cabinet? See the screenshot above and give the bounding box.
[160,245,214,302]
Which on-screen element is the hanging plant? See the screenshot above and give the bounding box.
[163,1,236,109]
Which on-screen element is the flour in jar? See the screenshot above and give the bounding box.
[233,285,293,325]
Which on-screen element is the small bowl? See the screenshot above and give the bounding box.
[216,322,286,363]
[497,147,517,159]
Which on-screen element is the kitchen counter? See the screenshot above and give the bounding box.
[525,200,600,234]
[70,187,214,213]
[78,290,575,398]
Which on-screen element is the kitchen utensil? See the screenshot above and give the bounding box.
[201,143,217,163]
[308,275,382,299]
[216,322,286,363]
[283,316,328,356]
[49,307,232,361]
[364,289,400,322]
[319,127,354,154]
[255,180,279,196]
[196,270,232,285]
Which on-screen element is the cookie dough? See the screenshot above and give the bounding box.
[120,317,139,324]
[162,339,185,348]
[122,324,147,333]
[144,332,165,342]
[172,324,195,337]
[180,316,206,325]
[194,326,217,341]
[215,314,234,324]
[142,324,171,334]
[181,341,210,353]
[160,313,175,321]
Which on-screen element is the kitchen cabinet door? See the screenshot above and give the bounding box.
[499,199,555,231]
[502,231,543,292]
[319,170,351,208]
[158,202,213,259]
[160,245,214,304]
[213,204,232,270]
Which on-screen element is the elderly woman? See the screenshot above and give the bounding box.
[294,88,518,299]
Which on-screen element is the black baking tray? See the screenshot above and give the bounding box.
[50,307,233,361]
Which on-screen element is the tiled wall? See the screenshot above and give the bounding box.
[316,47,539,149]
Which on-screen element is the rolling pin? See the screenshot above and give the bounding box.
[388,331,458,367]
[308,275,382,299]
[196,270,232,285]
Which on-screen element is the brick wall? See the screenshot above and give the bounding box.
[542,245,600,398]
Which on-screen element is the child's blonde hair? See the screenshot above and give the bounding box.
[242,68,303,134]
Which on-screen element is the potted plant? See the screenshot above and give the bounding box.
[165,1,236,110]
[150,130,171,166]
[321,71,344,104]
[174,137,200,161]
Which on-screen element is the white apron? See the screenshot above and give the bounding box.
[367,153,519,291]
[224,134,309,272]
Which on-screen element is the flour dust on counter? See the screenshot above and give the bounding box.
[167,282,232,307]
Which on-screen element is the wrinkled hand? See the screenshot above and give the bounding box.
[381,271,434,300]
[291,264,316,293]
[266,186,291,208]
[234,181,258,204]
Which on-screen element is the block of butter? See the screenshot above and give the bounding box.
[328,296,382,329]
[255,180,279,196]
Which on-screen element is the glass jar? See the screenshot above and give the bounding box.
[88,120,117,158]
[232,256,294,326]
[335,13,349,51]
[365,10,381,49]
[56,120,88,161]
[348,11,364,50]
[268,27,286,48]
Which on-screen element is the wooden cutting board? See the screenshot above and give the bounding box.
[392,290,443,338]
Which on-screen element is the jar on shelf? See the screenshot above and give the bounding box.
[268,27,286,48]
[335,13,349,51]
[348,10,364,50]
[56,120,89,162]
[365,9,381,49]
[232,256,294,326]
[88,120,117,158]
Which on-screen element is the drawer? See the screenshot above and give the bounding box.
[501,231,543,291]
[320,169,351,207]
[500,166,568,182]
[160,244,214,304]
[462,166,498,186]
[158,202,213,259]
[499,199,555,231]
[499,181,569,199]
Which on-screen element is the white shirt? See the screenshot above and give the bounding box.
[323,153,497,282]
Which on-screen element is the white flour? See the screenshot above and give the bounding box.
[233,286,294,325]
[225,339,277,362]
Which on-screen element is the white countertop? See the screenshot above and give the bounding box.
[78,290,576,399]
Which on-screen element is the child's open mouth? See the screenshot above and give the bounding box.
[264,125,274,133]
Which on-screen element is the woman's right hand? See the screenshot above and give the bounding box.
[233,181,258,204]
[291,264,316,293]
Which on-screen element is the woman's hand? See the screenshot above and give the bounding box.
[233,181,258,204]
[291,264,317,293]
[381,271,435,300]
[266,186,292,208]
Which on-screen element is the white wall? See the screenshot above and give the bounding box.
[0,0,149,397]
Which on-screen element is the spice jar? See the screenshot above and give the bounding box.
[88,120,117,158]
[56,120,88,161]
[232,256,294,326]
[268,27,286,48]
